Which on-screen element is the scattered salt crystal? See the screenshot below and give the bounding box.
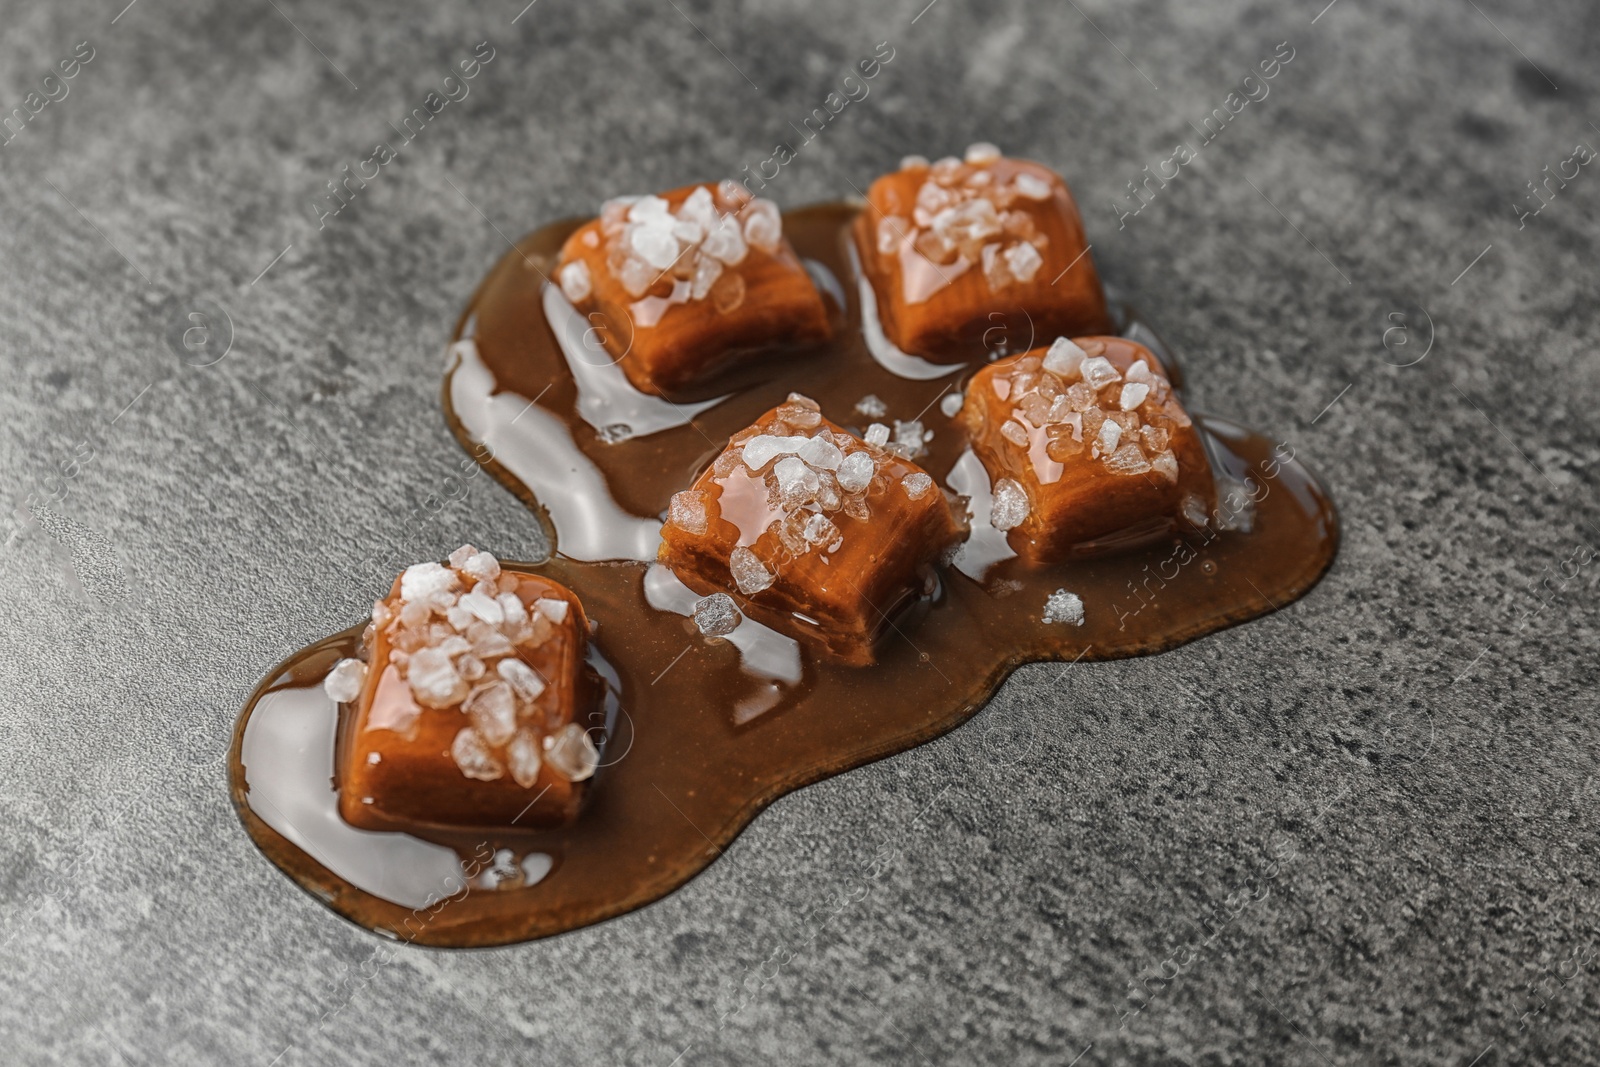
[1004,241,1043,283]
[1014,172,1052,200]
[990,477,1030,531]
[1104,443,1153,476]
[774,455,820,503]
[1150,451,1179,483]
[544,724,600,782]
[627,195,671,221]
[678,185,718,228]
[617,255,655,298]
[399,562,459,604]
[901,472,935,500]
[798,433,844,471]
[1125,359,1154,385]
[408,647,467,709]
[507,730,543,787]
[964,141,1002,164]
[669,490,709,535]
[742,199,783,253]
[451,728,504,781]
[1140,425,1169,453]
[786,392,821,411]
[497,592,528,627]
[837,451,876,493]
[324,658,367,703]
[464,681,518,746]
[1001,419,1030,447]
[558,261,591,303]
[1119,383,1150,411]
[900,154,930,170]
[399,599,433,628]
[448,544,478,570]
[701,215,748,265]
[459,590,505,625]
[497,657,547,702]
[629,222,681,270]
[1097,420,1122,455]
[940,391,964,417]
[1043,337,1086,378]
[729,546,774,594]
[1042,589,1085,626]
[436,635,472,659]
[741,434,809,470]
[691,255,724,300]
[457,654,486,682]
[892,420,927,457]
[469,625,515,659]
[371,598,393,629]
[671,218,705,245]
[535,598,569,623]
[864,423,891,448]
[1080,356,1122,391]
[446,604,475,632]
[693,592,742,636]
[802,512,841,549]
[855,394,888,418]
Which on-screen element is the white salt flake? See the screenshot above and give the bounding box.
[693,593,742,636]
[1119,382,1150,411]
[1151,451,1180,483]
[964,141,1002,164]
[1043,337,1086,378]
[497,592,528,627]
[1042,589,1085,626]
[990,478,1030,531]
[854,394,888,419]
[507,730,543,788]
[1004,241,1043,283]
[451,728,503,781]
[535,598,570,623]
[464,681,518,746]
[836,450,876,493]
[802,513,841,549]
[940,391,964,417]
[407,647,467,709]
[1097,420,1122,456]
[400,562,459,604]
[702,215,748,265]
[892,419,927,457]
[798,434,844,471]
[1104,443,1153,475]
[1125,359,1154,385]
[324,658,367,703]
[1014,172,1052,200]
[627,195,671,221]
[741,434,809,470]
[1080,356,1122,391]
[460,550,501,584]
[629,222,681,271]
[864,423,891,448]
[459,590,505,625]
[669,490,710,535]
[497,657,547,702]
[448,544,478,570]
[729,546,774,595]
[742,199,783,254]
[901,472,935,500]
[544,724,600,782]
[558,261,591,303]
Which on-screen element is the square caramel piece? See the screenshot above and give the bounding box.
[851,143,1113,359]
[658,394,964,666]
[959,337,1215,561]
[556,181,832,397]
[332,546,602,832]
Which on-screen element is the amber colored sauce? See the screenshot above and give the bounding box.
[228,204,1338,947]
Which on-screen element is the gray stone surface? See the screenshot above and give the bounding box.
[1,0,1597,1062]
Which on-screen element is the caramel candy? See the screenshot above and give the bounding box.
[333,546,602,832]
[556,181,832,396]
[959,337,1215,561]
[658,395,964,666]
[851,146,1113,359]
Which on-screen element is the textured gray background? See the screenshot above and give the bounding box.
[1,0,1597,1063]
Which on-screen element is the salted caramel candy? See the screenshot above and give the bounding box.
[959,337,1215,561]
[658,394,965,666]
[556,181,832,396]
[851,144,1113,359]
[332,546,602,831]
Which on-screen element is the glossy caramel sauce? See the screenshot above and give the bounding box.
[229,204,1338,947]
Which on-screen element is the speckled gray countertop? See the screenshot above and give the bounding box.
[2,0,1597,1063]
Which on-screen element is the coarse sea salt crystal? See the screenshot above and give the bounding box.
[741,434,808,470]
[940,391,964,417]
[544,724,600,781]
[964,141,1002,164]
[1081,356,1121,391]
[1119,383,1150,411]
[507,730,542,788]
[407,647,468,709]
[400,562,459,604]
[324,658,367,703]
[836,450,875,493]
[990,477,1030,531]
[798,434,844,471]
[901,472,934,500]
[535,598,569,623]
[774,456,819,502]
[669,490,709,535]
[451,728,503,781]
[730,546,774,594]
[1004,241,1043,283]
[1042,589,1085,626]
[558,261,591,303]
[803,512,840,548]
[743,199,783,253]
[1125,359,1154,385]
[702,215,748,265]
[459,590,504,625]
[1014,172,1052,200]
[464,681,518,746]
[1151,451,1179,483]
[693,592,742,636]
[497,657,547,701]
[1104,442,1153,476]
[855,394,888,419]
[497,592,528,627]
[629,222,681,271]
[1043,337,1086,378]
[893,419,927,457]
[1097,420,1122,455]
[864,423,891,448]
